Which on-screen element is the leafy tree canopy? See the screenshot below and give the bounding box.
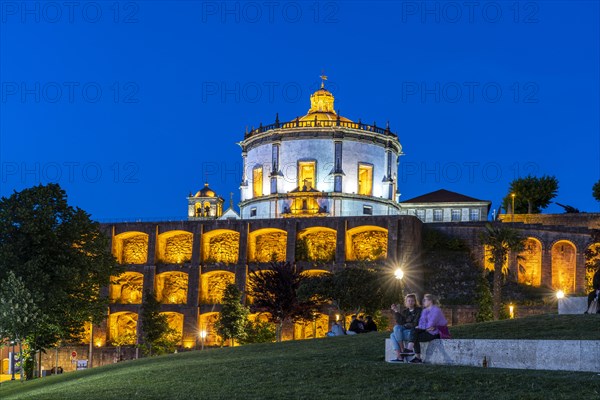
[593,179,600,203]
[479,223,525,320]
[503,175,558,214]
[0,183,121,350]
[215,283,249,345]
[140,290,178,355]
[248,262,317,341]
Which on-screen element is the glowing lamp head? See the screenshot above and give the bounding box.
[556,290,565,299]
[394,268,404,280]
[199,330,207,339]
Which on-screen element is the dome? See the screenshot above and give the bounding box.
[194,183,216,198]
[297,80,353,123]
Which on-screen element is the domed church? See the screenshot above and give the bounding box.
[238,76,403,219]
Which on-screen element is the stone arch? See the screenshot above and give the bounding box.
[109,311,138,345]
[552,240,577,293]
[248,228,287,263]
[155,271,188,304]
[518,237,542,286]
[113,231,148,264]
[160,312,183,345]
[346,226,388,261]
[110,271,144,304]
[202,229,240,264]
[200,270,236,304]
[157,230,193,264]
[585,242,600,291]
[296,227,336,262]
[294,313,330,339]
[199,312,223,347]
[301,269,330,277]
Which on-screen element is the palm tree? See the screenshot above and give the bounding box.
[480,223,525,320]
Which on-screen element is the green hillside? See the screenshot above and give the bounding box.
[2,314,599,400]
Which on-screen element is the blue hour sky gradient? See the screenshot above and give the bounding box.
[0,0,598,220]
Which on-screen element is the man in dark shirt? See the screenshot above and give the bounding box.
[364,315,377,332]
[348,315,365,334]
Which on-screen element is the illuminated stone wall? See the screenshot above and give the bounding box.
[155,272,189,304]
[109,312,138,345]
[293,313,329,339]
[586,243,600,291]
[201,271,235,304]
[110,272,144,304]
[199,312,223,347]
[518,238,542,286]
[552,241,576,293]
[159,232,193,264]
[349,230,387,261]
[253,231,287,262]
[114,233,148,264]
[297,229,336,262]
[160,312,183,345]
[204,231,239,264]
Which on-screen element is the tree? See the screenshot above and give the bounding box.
[0,183,121,352]
[503,175,558,214]
[593,179,600,203]
[0,271,42,380]
[247,262,316,342]
[298,265,396,330]
[239,318,276,344]
[215,284,249,346]
[479,223,525,320]
[139,290,178,356]
[474,273,493,322]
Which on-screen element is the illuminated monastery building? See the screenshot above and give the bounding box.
[73,79,599,364]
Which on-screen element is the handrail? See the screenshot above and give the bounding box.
[244,117,396,138]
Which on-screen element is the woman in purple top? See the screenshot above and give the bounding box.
[403,294,448,363]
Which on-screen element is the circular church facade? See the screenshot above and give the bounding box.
[239,82,402,219]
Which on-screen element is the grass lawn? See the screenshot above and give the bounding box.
[450,314,600,340]
[1,314,599,400]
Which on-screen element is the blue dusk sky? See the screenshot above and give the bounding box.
[1,1,599,220]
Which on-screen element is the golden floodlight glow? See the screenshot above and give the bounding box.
[335,314,340,322]
[509,305,514,319]
[556,290,565,299]
[394,268,404,280]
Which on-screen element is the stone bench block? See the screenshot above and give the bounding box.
[558,297,588,314]
[385,338,600,372]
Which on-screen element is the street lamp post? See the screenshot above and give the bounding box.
[199,330,207,351]
[394,267,405,303]
[511,193,516,222]
[10,341,15,381]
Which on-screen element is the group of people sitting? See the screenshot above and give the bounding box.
[389,293,449,363]
[328,315,378,336]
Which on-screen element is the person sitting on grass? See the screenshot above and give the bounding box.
[389,293,422,362]
[364,316,378,332]
[403,294,448,364]
[586,268,600,314]
[330,321,345,336]
[347,315,365,335]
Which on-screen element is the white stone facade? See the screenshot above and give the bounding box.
[239,128,402,219]
[238,84,403,220]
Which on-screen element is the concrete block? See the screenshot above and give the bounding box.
[558,297,587,314]
[385,338,600,372]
